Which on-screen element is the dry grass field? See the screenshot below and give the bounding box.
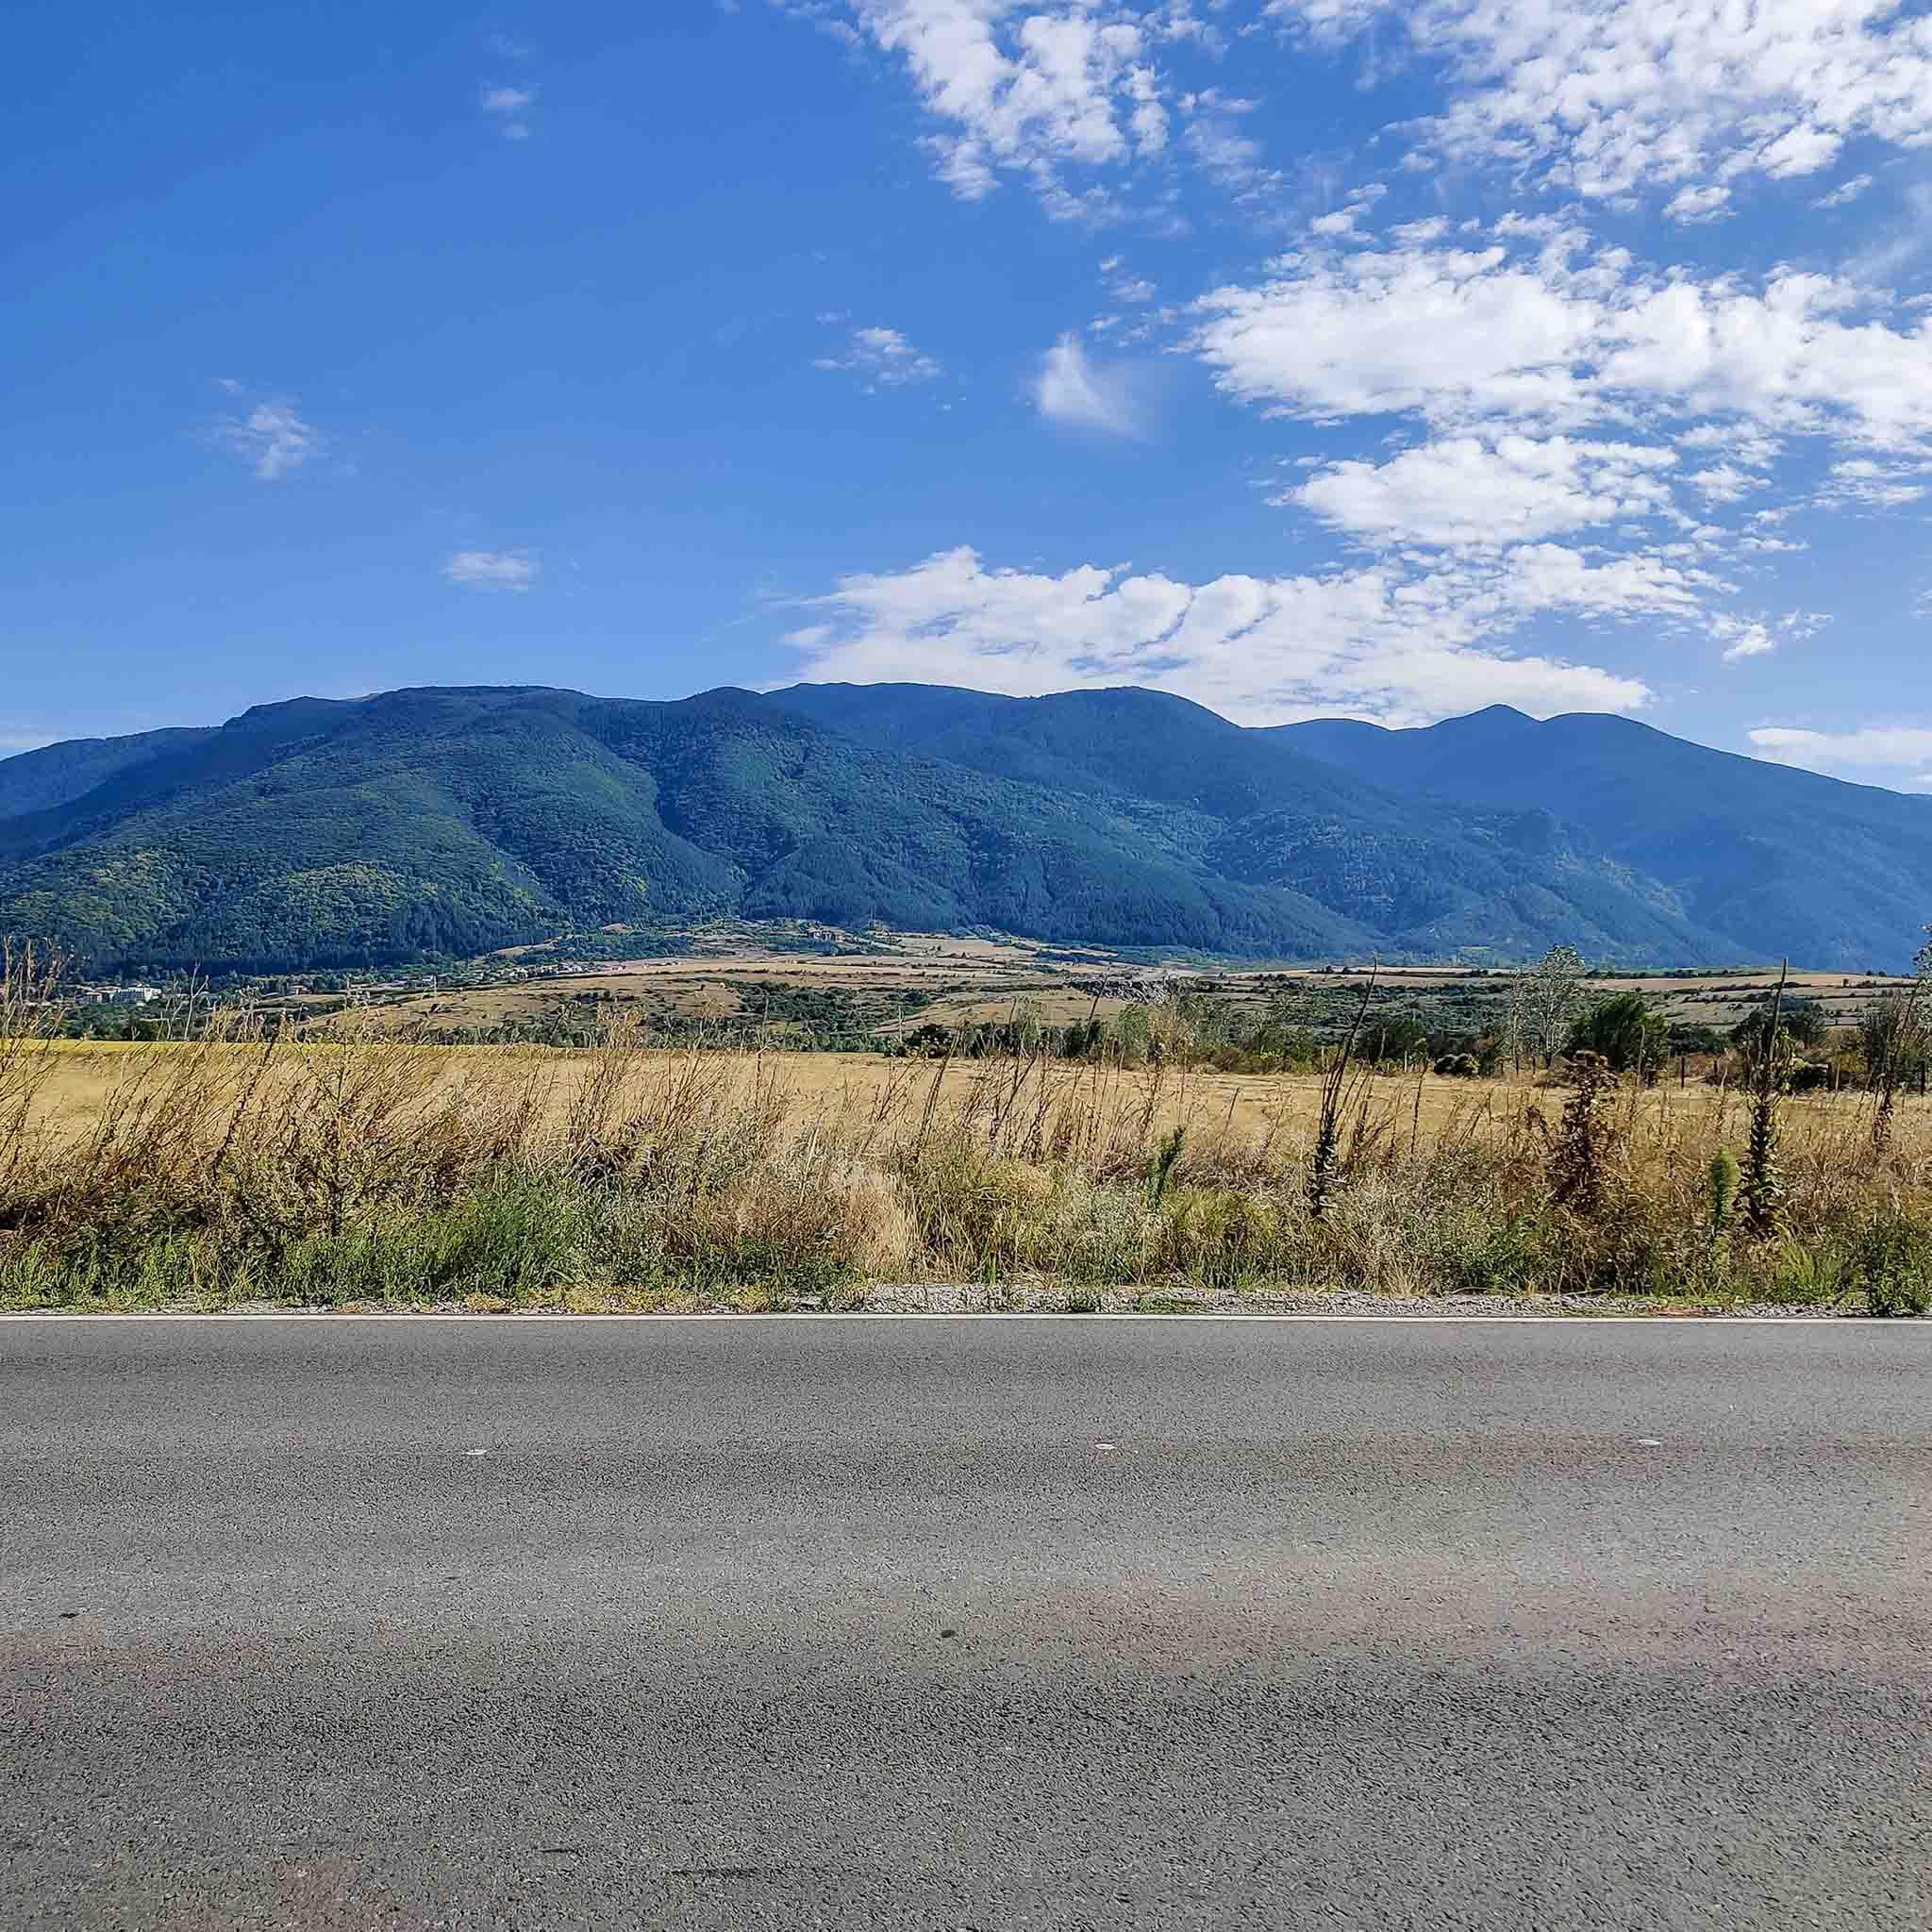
[7,1011,1929,1314]
[23,1037,1901,1148]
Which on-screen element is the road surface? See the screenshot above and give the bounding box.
[3,1315,1928,1929]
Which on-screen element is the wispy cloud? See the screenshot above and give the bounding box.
[1749,724,1932,783]
[813,325,943,390]
[211,393,318,480]
[443,549,540,591]
[1815,174,1874,210]
[481,84,535,141]
[1035,335,1142,436]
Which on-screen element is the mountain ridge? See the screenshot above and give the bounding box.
[2,681,1924,974]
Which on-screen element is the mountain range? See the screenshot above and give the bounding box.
[0,681,1925,974]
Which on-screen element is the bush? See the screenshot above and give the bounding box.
[1568,993,1668,1077]
[1848,1217,1932,1318]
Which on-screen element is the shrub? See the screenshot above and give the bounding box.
[1568,993,1668,1077]
[1848,1217,1932,1318]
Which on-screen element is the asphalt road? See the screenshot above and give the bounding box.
[3,1316,1928,1931]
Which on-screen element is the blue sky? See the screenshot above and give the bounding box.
[7,1,1932,787]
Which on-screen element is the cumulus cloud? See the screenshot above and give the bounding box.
[212,397,318,480]
[1291,435,1677,546]
[1194,242,1605,426]
[814,325,944,389]
[1663,185,1732,225]
[443,549,540,591]
[1689,463,1762,506]
[1034,334,1142,435]
[1271,0,1932,208]
[1192,232,1932,454]
[786,542,1661,727]
[807,0,1172,210]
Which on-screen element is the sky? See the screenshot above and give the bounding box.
[6,1,1932,789]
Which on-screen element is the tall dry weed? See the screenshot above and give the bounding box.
[4,1003,1931,1310]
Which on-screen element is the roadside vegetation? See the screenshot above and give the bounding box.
[3,941,1929,1317]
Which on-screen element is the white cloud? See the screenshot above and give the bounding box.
[480,84,535,140]
[1749,724,1932,779]
[1272,1,1932,208]
[770,2,864,47]
[814,325,944,389]
[212,398,318,480]
[1814,172,1874,208]
[1291,435,1677,547]
[1677,423,1782,467]
[1713,615,1775,661]
[786,542,1659,727]
[1035,334,1142,435]
[1664,185,1732,225]
[1712,607,1827,664]
[1192,233,1932,454]
[812,1,1172,210]
[1689,463,1761,506]
[443,549,540,591]
[1817,457,1928,509]
[1194,242,1603,426]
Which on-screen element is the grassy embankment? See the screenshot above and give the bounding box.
[4,996,1930,1313]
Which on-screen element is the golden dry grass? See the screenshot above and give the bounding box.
[25,1038,1923,1158]
[7,1008,1931,1312]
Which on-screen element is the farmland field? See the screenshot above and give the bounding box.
[251,926,1917,1048]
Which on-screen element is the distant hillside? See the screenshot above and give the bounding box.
[0,725,218,820]
[1271,706,1932,972]
[2,680,1925,974]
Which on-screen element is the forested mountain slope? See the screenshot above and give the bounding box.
[1273,706,1932,971]
[3,680,1923,973]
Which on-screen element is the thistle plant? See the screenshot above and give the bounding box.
[1741,963,1788,1240]
[1549,1050,1613,1216]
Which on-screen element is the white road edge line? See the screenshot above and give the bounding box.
[0,1311,1874,1324]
